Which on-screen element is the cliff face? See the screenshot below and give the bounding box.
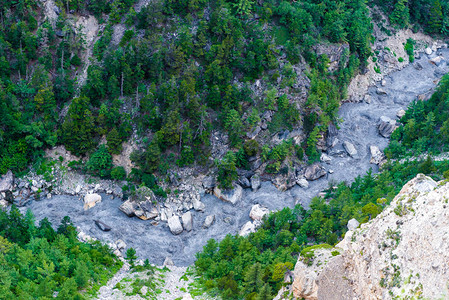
[291,174,449,300]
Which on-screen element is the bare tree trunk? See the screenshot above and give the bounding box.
[121,72,124,97]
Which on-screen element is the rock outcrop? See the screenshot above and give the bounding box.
[0,170,14,192]
[291,174,449,300]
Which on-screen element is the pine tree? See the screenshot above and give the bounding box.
[256,283,272,300]
[244,263,263,294]
[107,127,122,155]
[389,0,409,28]
[428,0,443,33]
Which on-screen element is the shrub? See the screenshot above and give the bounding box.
[86,145,112,178]
[244,139,259,157]
[111,166,127,180]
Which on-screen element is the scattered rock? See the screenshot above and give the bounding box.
[347,218,360,231]
[181,211,193,232]
[247,126,261,139]
[376,88,387,95]
[369,145,385,165]
[163,256,174,267]
[192,198,206,212]
[396,109,406,118]
[237,176,251,189]
[304,164,327,181]
[84,193,101,210]
[297,178,309,189]
[343,141,357,157]
[116,239,126,251]
[168,216,183,235]
[320,153,332,164]
[94,220,112,232]
[381,79,386,86]
[413,62,423,70]
[249,204,270,221]
[364,94,371,104]
[430,56,446,67]
[239,221,256,237]
[203,215,215,228]
[425,47,432,55]
[213,184,243,205]
[378,116,397,138]
[250,174,261,191]
[0,170,14,192]
[202,176,216,191]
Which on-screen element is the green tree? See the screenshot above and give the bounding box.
[217,152,238,189]
[428,0,443,33]
[86,145,113,178]
[256,283,272,300]
[126,247,137,266]
[244,262,263,294]
[390,0,409,28]
[60,96,98,156]
[107,127,123,155]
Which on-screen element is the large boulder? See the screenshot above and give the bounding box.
[119,200,137,216]
[272,170,297,191]
[396,109,406,118]
[249,204,269,221]
[213,184,243,205]
[304,164,326,181]
[239,221,256,237]
[119,187,159,220]
[84,193,101,210]
[343,141,357,157]
[168,216,183,235]
[182,211,193,232]
[378,116,397,138]
[297,178,309,189]
[369,145,385,165]
[0,171,14,192]
[94,220,112,232]
[320,153,332,164]
[203,215,215,228]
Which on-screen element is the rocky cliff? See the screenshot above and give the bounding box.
[290,174,449,300]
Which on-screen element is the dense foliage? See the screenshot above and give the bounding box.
[0,207,122,299]
[372,0,449,34]
[385,73,449,159]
